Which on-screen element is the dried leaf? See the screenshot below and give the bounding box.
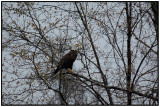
[16,81,20,84]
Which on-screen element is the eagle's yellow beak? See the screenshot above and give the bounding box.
[76,44,82,47]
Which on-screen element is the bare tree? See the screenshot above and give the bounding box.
[2,2,158,105]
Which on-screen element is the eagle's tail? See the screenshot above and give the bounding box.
[50,68,59,80]
[54,68,59,74]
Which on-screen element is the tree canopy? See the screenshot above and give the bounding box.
[2,2,158,105]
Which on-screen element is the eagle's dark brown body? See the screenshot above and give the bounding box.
[54,50,78,74]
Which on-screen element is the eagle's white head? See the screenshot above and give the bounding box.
[71,44,82,51]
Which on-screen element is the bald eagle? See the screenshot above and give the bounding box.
[54,44,82,74]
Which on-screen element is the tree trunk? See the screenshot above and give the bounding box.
[126,2,132,105]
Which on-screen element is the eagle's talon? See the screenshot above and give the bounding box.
[67,68,74,73]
